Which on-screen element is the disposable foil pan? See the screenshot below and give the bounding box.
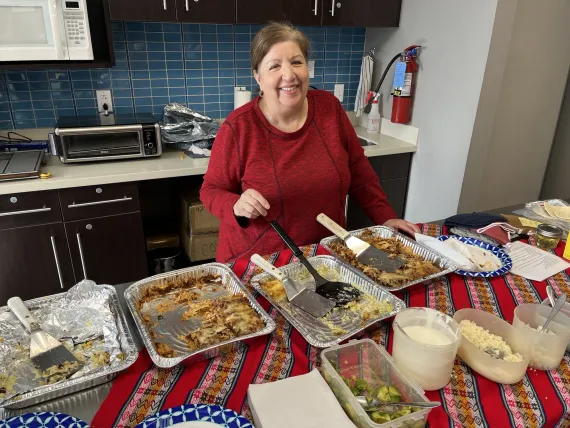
[125,263,276,369]
[0,286,138,409]
[249,255,406,348]
[320,226,457,293]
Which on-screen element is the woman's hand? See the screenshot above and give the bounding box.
[233,189,270,219]
[383,218,420,237]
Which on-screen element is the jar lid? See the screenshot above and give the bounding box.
[537,223,563,238]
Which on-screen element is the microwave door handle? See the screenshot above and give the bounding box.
[48,1,65,59]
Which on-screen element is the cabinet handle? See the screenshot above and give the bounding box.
[50,236,65,289]
[313,0,318,15]
[68,196,132,209]
[330,0,335,16]
[0,206,51,217]
[185,0,189,10]
[76,233,88,280]
[163,0,167,10]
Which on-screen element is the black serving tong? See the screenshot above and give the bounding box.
[269,220,361,306]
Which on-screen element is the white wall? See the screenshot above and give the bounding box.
[542,73,570,200]
[459,0,570,212]
[365,0,499,222]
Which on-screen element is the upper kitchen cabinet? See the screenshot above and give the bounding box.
[321,0,401,27]
[177,0,236,23]
[236,0,321,26]
[108,0,178,22]
[109,0,235,23]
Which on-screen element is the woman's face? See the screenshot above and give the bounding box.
[254,40,309,112]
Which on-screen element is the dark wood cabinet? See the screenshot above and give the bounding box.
[65,213,147,286]
[236,0,282,24]
[108,0,177,22]
[177,0,235,23]
[346,153,411,230]
[347,178,408,230]
[236,0,321,26]
[0,224,75,306]
[109,0,400,26]
[320,0,401,27]
[0,184,147,303]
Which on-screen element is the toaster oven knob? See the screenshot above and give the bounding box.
[147,143,154,149]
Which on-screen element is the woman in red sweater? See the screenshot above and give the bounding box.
[200,22,419,263]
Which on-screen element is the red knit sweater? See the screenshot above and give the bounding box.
[200,90,397,262]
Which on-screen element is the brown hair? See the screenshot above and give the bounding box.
[250,21,310,72]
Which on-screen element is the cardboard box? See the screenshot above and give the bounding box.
[181,194,220,234]
[180,194,220,261]
[181,230,219,261]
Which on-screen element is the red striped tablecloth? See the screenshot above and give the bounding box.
[91,224,570,428]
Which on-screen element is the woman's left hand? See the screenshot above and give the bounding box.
[383,219,420,237]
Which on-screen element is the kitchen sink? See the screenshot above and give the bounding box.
[358,137,378,147]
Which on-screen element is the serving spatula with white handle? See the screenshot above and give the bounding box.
[317,213,404,273]
[8,296,82,377]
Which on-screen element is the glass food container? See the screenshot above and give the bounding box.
[536,224,563,250]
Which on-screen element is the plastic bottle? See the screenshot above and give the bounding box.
[367,100,381,133]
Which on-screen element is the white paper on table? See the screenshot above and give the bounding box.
[247,369,356,428]
[506,241,570,281]
[415,233,476,270]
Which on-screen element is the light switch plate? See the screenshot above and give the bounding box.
[334,84,344,102]
[308,60,315,78]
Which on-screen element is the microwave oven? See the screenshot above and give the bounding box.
[0,0,112,64]
[49,114,163,164]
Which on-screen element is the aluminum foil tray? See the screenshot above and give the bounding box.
[0,286,138,409]
[125,263,276,369]
[249,255,406,348]
[320,226,457,293]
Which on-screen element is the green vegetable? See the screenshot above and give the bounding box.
[355,378,369,393]
[376,385,391,403]
[370,411,391,423]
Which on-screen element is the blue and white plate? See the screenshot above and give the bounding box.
[0,412,88,428]
[437,235,512,277]
[136,404,254,428]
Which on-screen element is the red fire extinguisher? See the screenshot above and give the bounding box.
[391,45,420,124]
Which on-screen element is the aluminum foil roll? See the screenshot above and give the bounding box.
[0,281,125,406]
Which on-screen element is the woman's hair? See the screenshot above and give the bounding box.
[250,21,310,72]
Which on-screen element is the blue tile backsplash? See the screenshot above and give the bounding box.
[0,23,366,130]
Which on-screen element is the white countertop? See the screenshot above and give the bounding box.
[0,118,418,195]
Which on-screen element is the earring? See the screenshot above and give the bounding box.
[259,90,264,97]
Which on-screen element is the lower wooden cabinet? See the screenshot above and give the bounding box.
[65,213,148,286]
[0,223,75,305]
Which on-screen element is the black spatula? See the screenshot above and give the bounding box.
[269,220,361,306]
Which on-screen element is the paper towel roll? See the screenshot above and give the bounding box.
[234,89,252,109]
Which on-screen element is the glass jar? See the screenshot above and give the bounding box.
[536,224,563,250]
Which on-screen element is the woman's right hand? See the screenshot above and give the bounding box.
[233,189,270,219]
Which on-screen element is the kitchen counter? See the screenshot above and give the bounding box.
[0,118,418,195]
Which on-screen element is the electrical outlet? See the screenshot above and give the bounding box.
[96,90,113,113]
[334,84,344,102]
[308,60,315,78]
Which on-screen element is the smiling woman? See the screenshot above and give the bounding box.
[200,22,418,263]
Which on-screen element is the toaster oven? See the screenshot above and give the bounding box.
[49,114,162,163]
